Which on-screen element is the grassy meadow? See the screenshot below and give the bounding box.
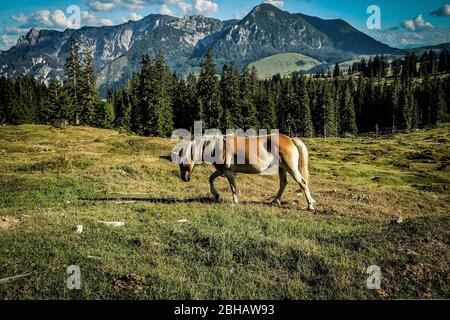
[249,53,323,79]
[0,124,449,299]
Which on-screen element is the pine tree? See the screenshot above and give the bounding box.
[339,82,357,135]
[220,62,241,129]
[152,53,174,136]
[185,73,201,130]
[295,76,314,137]
[64,38,82,124]
[257,83,277,131]
[135,55,152,135]
[113,88,132,130]
[79,49,101,126]
[333,63,340,78]
[197,49,221,129]
[240,66,259,130]
[44,80,72,127]
[390,78,401,133]
[430,78,446,126]
[0,77,14,124]
[317,81,336,137]
[438,49,448,73]
[138,53,174,137]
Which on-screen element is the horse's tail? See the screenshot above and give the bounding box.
[292,138,310,186]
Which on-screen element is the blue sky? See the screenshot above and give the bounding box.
[1,0,449,50]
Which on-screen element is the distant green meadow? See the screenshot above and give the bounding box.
[249,53,323,79]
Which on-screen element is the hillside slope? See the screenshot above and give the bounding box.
[0,124,448,299]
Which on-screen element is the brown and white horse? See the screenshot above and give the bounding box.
[174,134,316,210]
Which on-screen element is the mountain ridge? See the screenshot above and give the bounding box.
[0,3,398,95]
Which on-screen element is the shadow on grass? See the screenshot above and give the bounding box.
[79,196,309,208]
[80,196,217,204]
[79,196,325,213]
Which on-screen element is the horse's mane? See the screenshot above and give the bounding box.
[175,134,223,164]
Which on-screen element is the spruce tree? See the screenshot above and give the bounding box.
[152,53,174,137]
[333,63,340,78]
[295,77,314,137]
[390,78,401,133]
[317,81,336,137]
[139,53,174,137]
[257,83,277,131]
[44,80,72,127]
[339,82,357,135]
[240,66,259,130]
[197,49,221,129]
[113,88,132,130]
[220,62,241,129]
[64,38,82,124]
[79,49,101,126]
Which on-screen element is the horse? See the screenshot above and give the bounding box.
[173,133,316,211]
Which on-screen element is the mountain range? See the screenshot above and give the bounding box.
[0,3,397,95]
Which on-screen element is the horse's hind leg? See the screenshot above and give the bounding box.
[209,170,222,201]
[287,167,315,211]
[272,168,288,205]
[224,171,238,204]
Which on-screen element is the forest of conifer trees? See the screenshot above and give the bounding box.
[0,39,449,138]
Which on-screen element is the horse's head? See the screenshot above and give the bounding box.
[173,142,195,182]
[179,161,195,182]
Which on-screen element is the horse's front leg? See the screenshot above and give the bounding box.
[224,171,238,204]
[209,170,222,201]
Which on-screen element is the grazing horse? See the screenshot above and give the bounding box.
[174,134,316,211]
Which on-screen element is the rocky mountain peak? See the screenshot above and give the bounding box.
[17,28,41,47]
[0,5,396,97]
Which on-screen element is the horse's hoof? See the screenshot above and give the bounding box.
[212,195,220,202]
[308,205,315,211]
[271,200,282,206]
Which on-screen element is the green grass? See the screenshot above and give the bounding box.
[249,53,323,79]
[0,124,449,299]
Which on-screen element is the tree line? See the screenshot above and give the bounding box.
[111,49,449,136]
[0,39,113,128]
[0,40,449,137]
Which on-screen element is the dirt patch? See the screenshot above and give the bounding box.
[0,216,21,230]
[113,273,150,293]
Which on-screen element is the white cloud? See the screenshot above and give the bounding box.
[84,0,148,11]
[51,10,70,28]
[193,0,219,15]
[168,0,192,13]
[89,1,116,11]
[430,4,450,17]
[32,10,54,27]
[5,27,30,35]
[11,13,28,23]
[369,26,450,49]
[130,12,143,20]
[401,14,433,32]
[160,4,174,15]
[263,0,285,8]
[1,35,15,47]
[81,11,114,26]
[84,0,219,16]
[12,9,114,30]
[117,12,144,23]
